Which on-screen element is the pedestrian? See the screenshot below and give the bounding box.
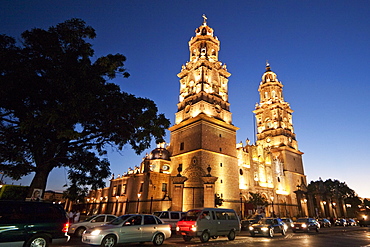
[74,210,80,223]
[68,211,75,223]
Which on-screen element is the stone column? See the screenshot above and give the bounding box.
[171,175,188,211]
[201,176,218,208]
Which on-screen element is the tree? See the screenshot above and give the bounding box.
[247,192,268,213]
[0,19,170,198]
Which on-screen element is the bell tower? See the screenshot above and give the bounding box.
[253,62,306,195]
[169,16,239,211]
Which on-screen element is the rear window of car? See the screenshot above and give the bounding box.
[0,202,65,222]
[170,212,180,219]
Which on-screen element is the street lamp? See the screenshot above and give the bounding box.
[240,193,243,219]
[271,196,275,217]
[136,194,141,213]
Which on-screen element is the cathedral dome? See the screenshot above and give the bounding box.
[148,143,171,160]
[261,62,278,84]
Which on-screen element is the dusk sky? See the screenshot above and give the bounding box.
[1,1,369,198]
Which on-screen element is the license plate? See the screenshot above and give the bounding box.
[181,232,186,235]
[295,227,300,229]
[254,231,259,233]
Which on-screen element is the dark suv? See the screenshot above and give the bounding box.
[0,201,70,247]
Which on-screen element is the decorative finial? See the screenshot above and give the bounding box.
[202,14,207,25]
[265,60,271,71]
[207,165,212,176]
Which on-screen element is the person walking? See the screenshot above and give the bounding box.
[74,210,81,223]
[68,211,75,223]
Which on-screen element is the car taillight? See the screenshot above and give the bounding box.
[63,222,69,233]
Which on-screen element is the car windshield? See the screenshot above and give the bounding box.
[297,218,308,222]
[108,215,132,225]
[258,219,273,224]
[180,210,202,221]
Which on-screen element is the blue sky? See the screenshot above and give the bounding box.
[1,1,369,198]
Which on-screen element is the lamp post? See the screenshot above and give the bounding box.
[136,194,141,213]
[240,193,243,219]
[271,196,275,217]
[99,196,103,214]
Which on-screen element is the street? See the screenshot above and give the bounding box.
[62,226,370,247]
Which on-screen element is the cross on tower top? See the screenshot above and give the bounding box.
[202,14,207,25]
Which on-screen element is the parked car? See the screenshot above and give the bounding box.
[0,200,69,247]
[334,218,347,226]
[292,218,320,233]
[176,208,240,243]
[82,214,171,246]
[280,218,294,229]
[153,211,185,231]
[68,214,117,237]
[248,218,287,238]
[347,218,357,226]
[317,218,331,228]
[241,214,263,230]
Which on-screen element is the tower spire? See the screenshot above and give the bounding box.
[175,17,231,125]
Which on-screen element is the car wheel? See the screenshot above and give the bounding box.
[227,230,236,241]
[282,228,286,236]
[75,227,86,237]
[25,234,49,247]
[100,235,117,247]
[183,236,192,242]
[200,231,210,243]
[268,228,274,238]
[316,227,319,233]
[153,233,164,246]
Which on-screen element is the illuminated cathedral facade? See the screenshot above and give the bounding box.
[85,17,308,218]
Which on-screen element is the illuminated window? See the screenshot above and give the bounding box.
[162,183,167,192]
[122,184,127,195]
[139,183,144,192]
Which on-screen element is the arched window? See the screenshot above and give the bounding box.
[272,90,276,98]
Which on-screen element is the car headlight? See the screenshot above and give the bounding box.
[90,229,101,236]
[249,226,254,231]
[191,225,197,232]
[261,227,269,231]
[302,223,307,228]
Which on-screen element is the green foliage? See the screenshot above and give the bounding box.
[247,192,268,210]
[0,19,170,195]
[0,185,29,200]
[307,178,358,200]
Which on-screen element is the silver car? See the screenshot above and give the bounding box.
[81,214,171,246]
[68,214,117,237]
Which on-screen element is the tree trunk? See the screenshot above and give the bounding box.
[27,165,53,200]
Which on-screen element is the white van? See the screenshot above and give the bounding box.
[176,208,240,243]
[153,211,186,231]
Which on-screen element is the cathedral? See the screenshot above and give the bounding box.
[85,17,308,218]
